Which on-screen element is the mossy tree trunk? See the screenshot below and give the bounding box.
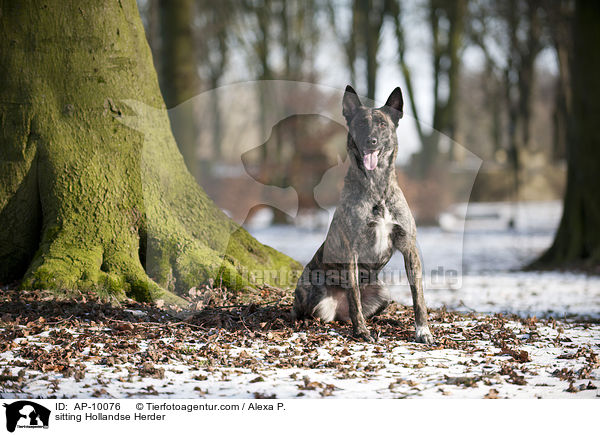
[532,0,600,271]
[0,0,300,301]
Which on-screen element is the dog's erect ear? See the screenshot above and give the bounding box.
[342,85,361,123]
[381,87,403,125]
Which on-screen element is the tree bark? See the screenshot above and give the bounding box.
[158,0,199,176]
[548,0,572,162]
[0,0,300,301]
[392,0,466,177]
[532,0,600,271]
[362,0,385,101]
[157,0,198,108]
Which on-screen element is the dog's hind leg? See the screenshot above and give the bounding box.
[402,242,433,344]
[292,286,307,320]
[293,274,331,321]
[361,282,391,318]
[292,274,314,320]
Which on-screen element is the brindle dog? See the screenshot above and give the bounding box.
[293,85,433,344]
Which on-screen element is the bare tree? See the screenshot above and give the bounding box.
[196,0,234,161]
[391,0,468,177]
[545,0,573,162]
[328,0,390,101]
[158,0,201,176]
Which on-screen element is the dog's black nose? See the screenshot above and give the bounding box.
[369,137,378,146]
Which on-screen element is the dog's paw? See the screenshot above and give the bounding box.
[354,328,375,343]
[415,325,434,344]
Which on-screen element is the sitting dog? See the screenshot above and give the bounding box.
[293,85,433,344]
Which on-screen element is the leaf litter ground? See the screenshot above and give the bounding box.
[0,286,598,399]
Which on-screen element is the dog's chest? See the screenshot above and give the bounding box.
[368,204,397,257]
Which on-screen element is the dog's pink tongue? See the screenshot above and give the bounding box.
[363,151,379,171]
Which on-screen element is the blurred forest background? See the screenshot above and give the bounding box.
[136,0,599,270]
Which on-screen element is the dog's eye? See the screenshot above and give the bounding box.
[379,121,386,127]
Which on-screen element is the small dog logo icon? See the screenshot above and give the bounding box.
[3,401,51,432]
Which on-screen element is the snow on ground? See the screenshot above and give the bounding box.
[1,201,599,399]
[1,303,598,399]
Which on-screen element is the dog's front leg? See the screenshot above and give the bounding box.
[403,242,434,344]
[346,253,374,342]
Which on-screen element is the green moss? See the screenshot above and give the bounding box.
[125,277,154,302]
[99,273,127,296]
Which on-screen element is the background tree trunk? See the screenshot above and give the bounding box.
[158,0,199,176]
[532,0,600,270]
[0,0,300,301]
[158,0,199,108]
[548,0,572,162]
[392,0,466,177]
[196,0,232,164]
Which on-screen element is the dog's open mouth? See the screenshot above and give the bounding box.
[363,150,379,171]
